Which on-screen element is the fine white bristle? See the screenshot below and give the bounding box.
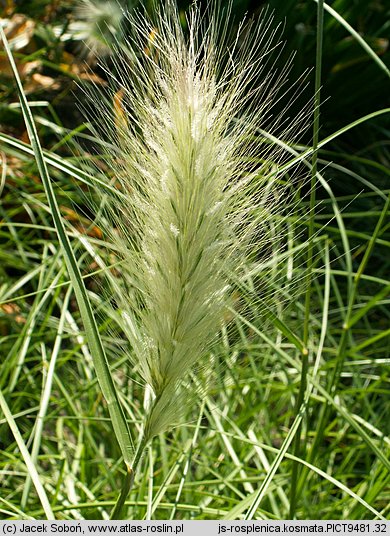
[83,0,309,443]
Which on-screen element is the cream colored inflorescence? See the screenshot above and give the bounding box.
[86,1,306,443]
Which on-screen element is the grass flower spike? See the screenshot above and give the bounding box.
[84,0,307,516]
[2,0,389,521]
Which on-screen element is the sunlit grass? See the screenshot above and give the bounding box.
[0,0,389,521]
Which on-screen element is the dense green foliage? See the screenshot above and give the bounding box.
[0,0,389,521]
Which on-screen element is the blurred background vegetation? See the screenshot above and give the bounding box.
[1,0,389,332]
[1,0,389,237]
[1,0,389,521]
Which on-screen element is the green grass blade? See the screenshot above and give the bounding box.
[0,132,125,198]
[244,407,306,520]
[318,0,390,79]
[0,27,133,471]
[352,195,390,291]
[234,311,390,478]
[21,286,72,508]
[290,0,324,517]
[227,434,385,520]
[0,388,54,519]
[276,108,390,174]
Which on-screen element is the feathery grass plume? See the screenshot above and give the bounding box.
[69,0,126,60]
[82,0,309,506]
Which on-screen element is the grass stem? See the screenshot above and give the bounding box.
[289,0,324,518]
[0,24,134,509]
